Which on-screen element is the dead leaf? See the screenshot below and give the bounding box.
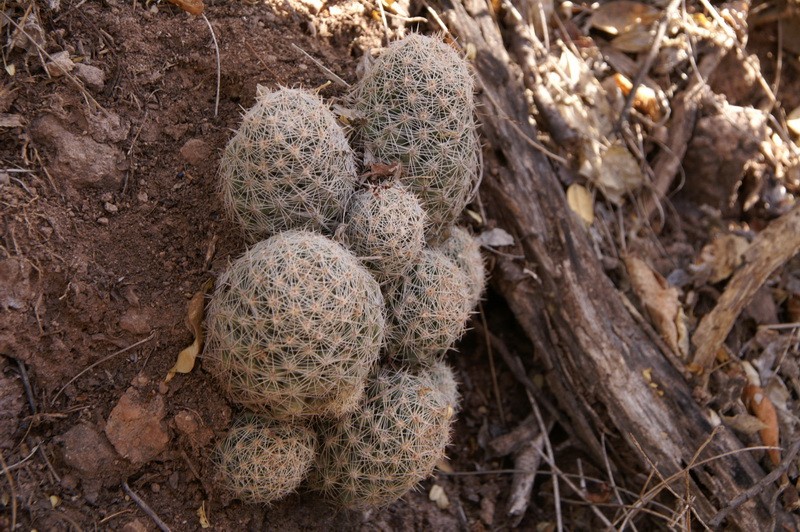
[429,484,450,509]
[197,501,211,528]
[625,256,689,359]
[595,143,644,205]
[567,183,594,225]
[590,1,660,36]
[693,234,750,284]
[165,279,213,383]
[476,228,514,247]
[612,73,662,121]
[787,106,800,137]
[584,482,612,504]
[167,0,204,15]
[611,28,654,53]
[743,384,781,466]
[721,413,769,434]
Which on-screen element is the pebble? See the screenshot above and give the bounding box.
[45,51,74,77]
[105,387,170,464]
[179,138,211,166]
[73,63,106,90]
[119,308,150,335]
[58,424,125,484]
[97,217,109,225]
[104,202,118,214]
[121,520,148,532]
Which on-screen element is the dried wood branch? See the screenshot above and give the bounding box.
[692,204,800,369]
[432,0,786,528]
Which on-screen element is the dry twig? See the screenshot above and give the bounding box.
[710,438,800,527]
[51,332,156,405]
[201,14,220,117]
[123,481,171,532]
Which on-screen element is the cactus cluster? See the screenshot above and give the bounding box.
[344,182,426,281]
[438,225,485,310]
[385,248,471,366]
[207,33,486,509]
[219,87,357,241]
[205,230,385,419]
[352,34,481,238]
[215,413,317,503]
[312,364,458,509]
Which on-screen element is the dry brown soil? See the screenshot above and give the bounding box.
[0,0,536,530]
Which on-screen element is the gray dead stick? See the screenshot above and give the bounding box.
[508,428,548,526]
[123,481,171,532]
[693,203,800,370]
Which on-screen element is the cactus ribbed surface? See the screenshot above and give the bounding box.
[219,87,357,241]
[344,183,426,281]
[216,414,317,503]
[312,365,457,509]
[205,230,385,419]
[352,34,481,238]
[385,248,471,365]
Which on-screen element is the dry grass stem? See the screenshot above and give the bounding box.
[51,332,156,405]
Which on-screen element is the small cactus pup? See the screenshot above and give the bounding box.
[344,182,426,281]
[312,365,458,509]
[219,86,358,241]
[204,230,386,419]
[437,226,485,310]
[216,413,317,504]
[351,34,481,239]
[385,248,471,366]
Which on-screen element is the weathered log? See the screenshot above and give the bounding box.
[432,0,783,527]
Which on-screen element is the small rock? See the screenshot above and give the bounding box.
[105,387,170,464]
[480,495,496,526]
[0,258,34,313]
[174,410,213,449]
[0,171,9,185]
[137,192,148,203]
[100,192,113,202]
[97,217,109,226]
[73,63,105,90]
[119,308,150,335]
[46,51,74,77]
[29,114,125,193]
[131,373,149,389]
[179,138,211,167]
[104,202,118,214]
[57,423,130,502]
[121,519,149,532]
[60,473,79,491]
[164,123,189,141]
